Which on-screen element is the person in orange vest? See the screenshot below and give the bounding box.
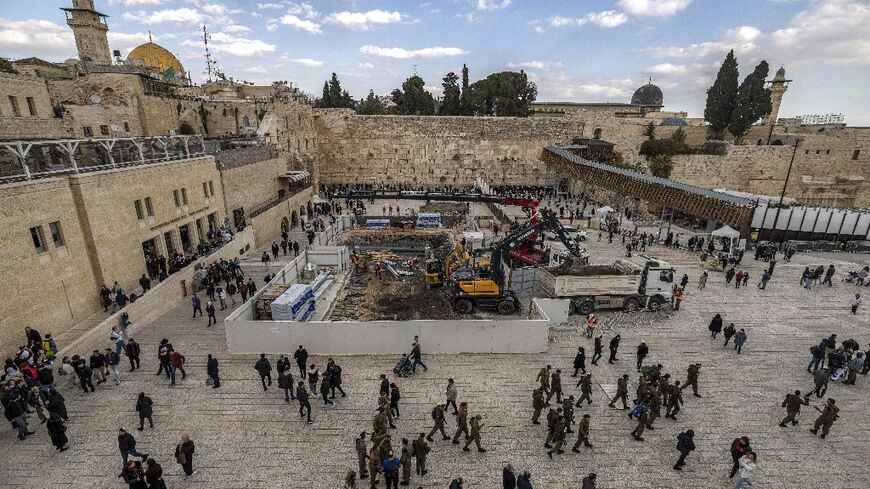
[584,314,597,337]
[673,287,685,311]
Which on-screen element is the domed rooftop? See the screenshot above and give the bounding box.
[127,42,185,82]
[631,82,663,106]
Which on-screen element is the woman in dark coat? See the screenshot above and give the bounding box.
[175,434,196,476]
[135,392,154,430]
[46,389,69,421]
[46,413,69,451]
[144,458,167,489]
[122,460,148,489]
[708,314,723,338]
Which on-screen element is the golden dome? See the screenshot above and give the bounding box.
[127,42,185,82]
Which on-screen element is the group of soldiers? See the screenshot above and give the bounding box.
[531,360,704,457]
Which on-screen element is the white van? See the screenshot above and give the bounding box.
[544,225,587,242]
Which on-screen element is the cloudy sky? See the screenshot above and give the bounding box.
[2,0,869,123]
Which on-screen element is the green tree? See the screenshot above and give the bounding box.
[356,90,385,115]
[729,60,772,143]
[671,126,687,145]
[316,73,354,108]
[643,121,656,140]
[704,50,739,139]
[649,154,674,179]
[0,57,17,74]
[439,72,461,116]
[466,70,537,116]
[390,75,435,115]
[460,63,472,115]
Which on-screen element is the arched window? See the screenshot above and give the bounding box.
[593,128,602,139]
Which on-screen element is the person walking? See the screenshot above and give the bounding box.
[629,400,649,441]
[723,323,737,347]
[46,413,69,451]
[728,436,751,478]
[808,366,830,397]
[810,398,839,439]
[144,458,167,489]
[673,429,696,470]
[106,348,122,385]
[446,378,459,414]
[734,329,747,354]
[117,428,148,476]
[207,354,220,388]
[845,352,865,385]
[581,473,597,489]
[698,271,708,290]
[175,434,196,477]
[278,368,295,402]
[608,334,621,364]
[5,393,34,441]
[733,452,756,488]
[355,432,369,480]
[308,364,320,396]
[502,464,516,489]
[462,414,486,452]
[122,460,147,489]
[156,339,173,379]
[636,342,649,372]
[77,361,96,393]
[709,314,723,338]
[125,338,141,371]
[685,363,702,397]
[412,433,430,476]
[297,382,312,422]
[571,414,593,451]
[191,295,202,318]
[320,374,333,406]
[389,383,400,419]
[572,347,586,377]
[548,369,563,403]
[410,341,427,372]
[90,349,107,384]
[851,293,862,314]
[426,404,450,441]
[452,402,469,444]
[294,345,308,378]
[135,392,154,431]
[591,336,603,365]
[779,390,809,427]
[168,350,186,386]
[254,353,272,391]
[205,301,217,327]
[608,374,630,409]
[381,451,401,489]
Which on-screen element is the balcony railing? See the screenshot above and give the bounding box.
[0,135,205,183]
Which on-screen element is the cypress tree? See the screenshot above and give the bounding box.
[704,50,738,139]
[729,61,772,143]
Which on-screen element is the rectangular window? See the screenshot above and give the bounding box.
[83,126,93,137]
[8,96,20,116]
[30,226,46,253]
[181,188,188,205]
[134,199,144,220]
[25,97,37,117]
[854,150,861,160]
[100,125,110,136]
[144,197,154,217]
[173,190,180,207]
[123,121,130,132]
[208,181,214,196]
[48,221,64,247]
[202,182,208,198]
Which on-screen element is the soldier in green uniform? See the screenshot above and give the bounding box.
[575,373,593,406]
[379,392,396,428]
[412,433,430,476]
[685,363,701,397]
[546,414,566,458]
[562,396,575,433]
[544,407,562,447]
[810,398,839,439]
[400,437,413,486]
[609,374,630,409]
[453,401,469,443]
[779,390,809,427]
[658,373,671,406]
[378,434,393,461]
[355,431,369,480]
[367,444,381,488]
[532,387,546,424]
[646,391,662,430]
[536,365,552,398]
[372,407,388,448]
[426,404,450,441]
[547,368,563,403]
[463,415,486,452]
[630,399,649,441]
[665,380,683,420]
[572,414,593,451]
[634,375,648,405]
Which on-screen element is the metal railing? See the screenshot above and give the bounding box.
[0,135,206,183]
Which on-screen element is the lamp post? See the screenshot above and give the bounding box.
[770,138,801,242]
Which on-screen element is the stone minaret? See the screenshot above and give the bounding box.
[763,66,791,127]
[62,0,111,65]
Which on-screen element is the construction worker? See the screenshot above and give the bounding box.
[463,415,486,452]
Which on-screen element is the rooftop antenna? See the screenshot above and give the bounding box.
[413,64,418,76]
[202,24,218,83]
[148,30,152,43]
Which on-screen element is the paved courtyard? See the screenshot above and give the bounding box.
[2,235,869,488]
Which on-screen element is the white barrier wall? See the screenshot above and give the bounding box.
[225,315,549,354]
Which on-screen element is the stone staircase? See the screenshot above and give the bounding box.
[257,111,276,139]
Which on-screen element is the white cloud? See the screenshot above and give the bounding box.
[122,8,201,26]
[0,18,75,60]
[616,0,694,17]
[242,66,269,75]
[425,85,443,97]
[222,25,252,34]
[359,45,468,59]
[546,10,628,29]
[278,14,322,34]
[109,0,164,6]
[107,32,151,56]
[358,62,375,69]
[256,2,285,9]
[476,0,511,11]
[286,58,326,67]
[527,70,638,101]
[325,10,402,30]
[183,32,276,58]
[507,61,562,70]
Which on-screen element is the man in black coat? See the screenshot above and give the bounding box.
[254,354,272,391]
[294,345,308,378]
[636,342,649,372]
[296,382,312,422]
[46,389,69,421]
[673,429,696,470]
[608,334,621,364]
[502,464,516,489]
[125,339,141,371]
[117,428,148,476]
[572,347,586,377]
[206,354,220,388]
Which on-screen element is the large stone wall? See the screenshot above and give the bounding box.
[313,113,584,186]
[220,154,289,217]
[249,190,314,248]
[0,177,98,352]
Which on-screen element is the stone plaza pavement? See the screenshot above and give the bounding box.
[2,237,869,489]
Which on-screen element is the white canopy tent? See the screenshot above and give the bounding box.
[712,225,741,254]
[595,205,615,215]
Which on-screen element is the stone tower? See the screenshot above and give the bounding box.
[763,66,791,126]
[62,0,111,65]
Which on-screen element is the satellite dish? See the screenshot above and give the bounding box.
[90,94,102,104]
[110,124,120,132]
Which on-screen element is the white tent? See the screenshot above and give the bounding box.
[596,205,615,215]
[712,225,741,254]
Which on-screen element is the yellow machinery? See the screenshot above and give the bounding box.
[424,245,463,288]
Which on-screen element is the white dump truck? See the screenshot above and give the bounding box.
[539,255,675,314]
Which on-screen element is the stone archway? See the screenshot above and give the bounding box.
[179,122,195,135]
[291,210,298,227]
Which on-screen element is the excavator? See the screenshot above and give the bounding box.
[451,209,589,314]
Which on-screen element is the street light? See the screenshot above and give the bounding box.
[770,138,802,242]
